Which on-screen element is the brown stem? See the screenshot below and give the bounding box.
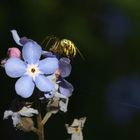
[41,112,52,125]
[35,91,45,140]
[37,112,44,140]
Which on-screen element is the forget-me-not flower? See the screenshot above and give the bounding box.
[44,56,74,98]
[4,30,59,98]
[57,57,74,97]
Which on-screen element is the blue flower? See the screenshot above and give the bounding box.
[58,57,74,97]
[4,30,59,98]
[44,57,74,98]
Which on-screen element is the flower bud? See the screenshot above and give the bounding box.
[8,47,21,58]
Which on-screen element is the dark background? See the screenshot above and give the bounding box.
[0,0,140,140]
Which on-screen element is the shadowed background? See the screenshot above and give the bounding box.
[0,0,140,139]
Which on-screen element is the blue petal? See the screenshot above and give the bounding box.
[42,51,56,58]
[22,41,42,64]
[35,75,55,92]
[59,79,74,97]
[15,76,35,98]
[5,58,26,78]
[38,57,58,74]
[59,57,72,77]
[11,30,23,46]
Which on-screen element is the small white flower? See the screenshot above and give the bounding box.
[65,117,86,140]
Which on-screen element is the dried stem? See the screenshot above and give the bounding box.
[31,127,40,135]
[37,112,44,140]
[35,90,53,140]
[41,112,52,125]
[35,91,45,140]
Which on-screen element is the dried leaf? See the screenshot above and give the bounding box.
[19,107,38,117]
[3,106,38,128]
[3,110,13,119]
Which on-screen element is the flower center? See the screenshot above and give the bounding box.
[75,127,80,133]
[25,64,41,80]
[31,68,36,73]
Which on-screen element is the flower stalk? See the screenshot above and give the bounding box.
[36,112,44,140]
[41,112,52,126]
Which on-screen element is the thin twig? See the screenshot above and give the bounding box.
[41,112,52,125]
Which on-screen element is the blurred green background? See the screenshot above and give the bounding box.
[1,0,140,140]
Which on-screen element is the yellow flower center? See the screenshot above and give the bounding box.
[25,64,41,80]
[74,127,80,133]
[31,68,36,73]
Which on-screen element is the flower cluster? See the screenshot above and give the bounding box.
[2,30,86,140]
[2,30,74,100]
